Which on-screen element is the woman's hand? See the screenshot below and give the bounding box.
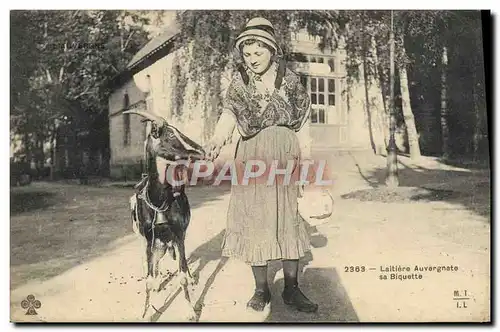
[204,138,224,162]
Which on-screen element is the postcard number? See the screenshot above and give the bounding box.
[344,266,366,273]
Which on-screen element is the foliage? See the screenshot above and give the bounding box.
[11,10,488,165]
[11,10,152,160]
[174,11,297,101]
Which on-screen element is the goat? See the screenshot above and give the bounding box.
[125,110,205,320]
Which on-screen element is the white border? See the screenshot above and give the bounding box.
[2,2,498,332]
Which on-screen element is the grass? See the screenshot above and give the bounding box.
[10,181,231,290]
[10,182,134,289]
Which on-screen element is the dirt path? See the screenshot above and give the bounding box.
[10,156,490,322]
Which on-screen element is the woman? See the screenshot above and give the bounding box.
[206,17,318,313]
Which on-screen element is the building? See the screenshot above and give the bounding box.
[108,17,391,180]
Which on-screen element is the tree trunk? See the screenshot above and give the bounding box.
[385,11,399,188]
[23,131,31,162]
[373,37,389,151]
[36,136,44,179]
[397,46,421,159]
[361,19,376,155]
[440,45,450,159]
[472,64,481,162]
[50,121,57,180]
[472,24,486,163]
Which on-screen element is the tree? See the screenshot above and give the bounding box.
[396,33,421,159]
[440,45,449,159]
[385,10,399,188]
[173,10,298,138]
[10,10,152,174]
[399,11,454,159]
[471,14,487,162]
[10,11,44,110]
[173,10,487,165]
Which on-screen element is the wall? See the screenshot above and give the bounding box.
[108,79,148,179]
[132,43,209,145]
[289,30,405,154]
[290,30,375,151]
[108,43,213,180]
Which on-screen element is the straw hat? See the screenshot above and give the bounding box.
[235,17,283,56]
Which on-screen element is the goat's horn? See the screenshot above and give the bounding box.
[123,110,166,124]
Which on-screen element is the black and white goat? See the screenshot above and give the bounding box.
[126,110,205,320]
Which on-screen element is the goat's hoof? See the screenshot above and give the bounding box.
[146,276,161,292]
[179,272,193,286]
[187,275,197,286]
[184,308,197,322]
[145,276,154,290]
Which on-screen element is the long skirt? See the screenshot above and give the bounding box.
[221,125,311,266]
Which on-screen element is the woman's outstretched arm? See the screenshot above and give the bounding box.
[212,109,236,146]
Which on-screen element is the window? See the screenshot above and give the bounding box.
[290,53,336,72]
[309,77,336,107]
[64,149,69,167]
[309,56,323,63]
[307,77,336,124]
[309,55,336,73]
[123,94,131,146]
[123,114,131,146]
[328,58,335,72]
[294,53,341,125]
[310,108,326,124]
[300,76,342,124]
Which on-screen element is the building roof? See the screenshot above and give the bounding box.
[126,21,180,70]
[108,21,181,89]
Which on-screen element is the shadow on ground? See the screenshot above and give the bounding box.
[10,182,231,289]
[150,230,228,322]
[266,267,359,322]
[262,222,354,322]
[345,154,490,219]
[437,156,491,170]
[150,214,331,322]
[10,190,58,215]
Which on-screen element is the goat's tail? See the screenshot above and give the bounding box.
[167,244,176,261]
[130,194,140,235]
[131,211,140,235]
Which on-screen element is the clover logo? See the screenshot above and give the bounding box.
[21,294,41,315]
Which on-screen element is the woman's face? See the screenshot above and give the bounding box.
[242,42,272,75]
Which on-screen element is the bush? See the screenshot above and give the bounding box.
[10,160,32,186]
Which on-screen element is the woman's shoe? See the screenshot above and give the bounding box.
[282,285,318,313]
[247,288,271,312]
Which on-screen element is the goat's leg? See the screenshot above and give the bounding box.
[150,238,168,292]
[142,241,154,319]
[142,238,167,319]
[177,240,197,321]
[178,240,195,285]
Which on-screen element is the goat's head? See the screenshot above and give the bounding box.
[124,110,206,186]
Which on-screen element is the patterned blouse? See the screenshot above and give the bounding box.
[223,62,311,139]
